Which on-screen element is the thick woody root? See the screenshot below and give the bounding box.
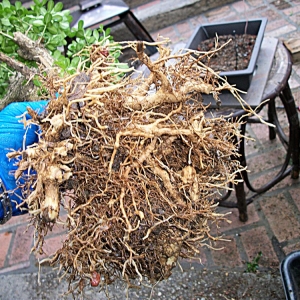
[10,40,246,294]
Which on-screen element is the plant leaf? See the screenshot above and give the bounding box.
[47,25,58,34]
[2,0,11,9]
[1,18,11,27]
[78,20,84,30]
[15,1,22,10]
[59,21,69,30]
[85,28,92,37]
[53,49,62,60]
[93,30,99,40]
[86,36,95,45]
[33,78,42,87]
[66,14,73,24]
[47,0,54,11]
[44,12,52,24]
[53,14,63,22]
[76,29,85,39]
[46,44,56,51]
[70,56,80,68]
[33,0,42,6]
[53,2,63,12]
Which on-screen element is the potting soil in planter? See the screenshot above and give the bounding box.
[197,34,256,72]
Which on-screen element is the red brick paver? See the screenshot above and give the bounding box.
[36,234,67,260]
[260,194,300,243]
[240,227,279,268]
[0,232,12,268]
[211,235,243,268]
[8,225,34,266]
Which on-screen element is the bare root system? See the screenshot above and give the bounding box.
[10,40,248,295]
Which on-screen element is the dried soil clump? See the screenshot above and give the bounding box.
[10,40,247,295]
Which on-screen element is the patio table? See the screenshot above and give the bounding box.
[208,37,300,222]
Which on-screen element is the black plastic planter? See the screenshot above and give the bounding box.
[186,18,267,91]
[281,251,300,300]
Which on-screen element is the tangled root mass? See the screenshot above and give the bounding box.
[10,40,246,294]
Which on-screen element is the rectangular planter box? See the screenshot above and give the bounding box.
[186,18,267,91]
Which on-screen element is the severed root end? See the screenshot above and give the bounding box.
[42,182,60,222]
[41,165,71,221]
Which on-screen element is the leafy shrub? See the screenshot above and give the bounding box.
[0,0,123,98]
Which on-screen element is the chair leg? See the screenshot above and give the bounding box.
[267,98,277,140]
[280,84,300,179]
[233,126,248,222]
[235,177,248,222]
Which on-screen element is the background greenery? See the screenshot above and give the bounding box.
[0,0,122,99]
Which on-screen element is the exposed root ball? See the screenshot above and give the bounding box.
[11,40,245,294]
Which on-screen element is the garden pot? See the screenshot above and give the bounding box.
[186,18,267,91]
[281,251,300,300]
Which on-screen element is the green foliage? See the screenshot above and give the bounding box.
[245,251,262,273]
[0,0,123,98]
[58,24,122,75]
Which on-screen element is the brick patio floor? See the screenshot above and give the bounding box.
[1,0,300,293]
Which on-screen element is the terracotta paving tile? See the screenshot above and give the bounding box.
[289,11,300,25]
[260,193,300,243]
[267,24,298,37]
[288,72,300,89]
[289,186,300,211]
[248,168,294,192]
[266,18,290,32]
[185,247,208,266]
[214,204,260,233]
[247,0,265,7]
[248,121,284,143]
[271,0,292,10]
[151,26,180,43]
[231,0,250,13]
[240,226,279,268]
[210,235,243,267]
[36,234,67,260]
[133,0,160,12]
[283,4,300,15]
[0,232,12,268]
[175,21,194,34]
[191,15,208,27]
[204,5,233,18]
[292,64,300,81]
[0,214,30,232]
[44,221,67,237]
[206,10,237,23]
[260,8,285,21]
[244,135,262,156]
[246,147,286,174]
[8,225,34,266]
[282,241,300,255]
[175,22,197,42]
